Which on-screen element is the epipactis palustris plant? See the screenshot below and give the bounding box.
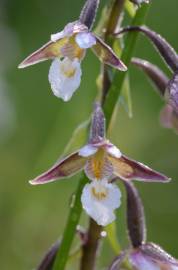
[30,104,169,226]
[18,0,127,101]
[109,182,178,270]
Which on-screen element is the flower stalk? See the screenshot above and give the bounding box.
[50,2,151,270]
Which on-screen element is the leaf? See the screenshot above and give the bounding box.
[63,119,90,155]
[120,74,133,118]
[124,0,136,18]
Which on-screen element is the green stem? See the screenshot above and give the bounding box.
[52,3,150,270]
[104,3,150,127]
[52,175,88,270]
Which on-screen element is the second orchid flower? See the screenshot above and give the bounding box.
[30,104,170,226]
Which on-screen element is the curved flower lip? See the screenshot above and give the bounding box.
[18,20,127,71]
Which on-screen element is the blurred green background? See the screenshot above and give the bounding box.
[0,0,178,269]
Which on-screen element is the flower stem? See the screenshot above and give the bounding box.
[80,219,102,270]
[104,3,150,127]
[52,3,150,270]
[52,175,88,270]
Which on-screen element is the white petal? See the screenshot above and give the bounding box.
[51,31,66,42]
[130,253,160,270]
[75,32,96,49]
[79,144,98,157]
[171,266,178,270]
[106,144,122,158]
[81,180,121,226]
[48,57,82,101]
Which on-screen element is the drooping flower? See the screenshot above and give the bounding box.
[109,182,178,270]
[18,0,127,101]
[30,104,169,226]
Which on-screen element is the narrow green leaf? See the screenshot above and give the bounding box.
[120,74,133,118]
[125,0,136,18]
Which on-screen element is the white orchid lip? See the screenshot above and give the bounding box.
[81,180,122,226]
[48,57,82,101]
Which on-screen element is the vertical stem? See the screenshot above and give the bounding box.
[101,0,125,105]
[81,2,126,269]
[80,219,102,270]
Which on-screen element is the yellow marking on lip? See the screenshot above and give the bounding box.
[91,187,107,200]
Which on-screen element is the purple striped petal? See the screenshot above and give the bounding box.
[91,35,127,71]
[140,243,178,267]
[89,103,106,143]
[124,182,146,248]
[108,155,170,182]
[18,38,68,68]
[30,152,86,185]
[79,0,100,29]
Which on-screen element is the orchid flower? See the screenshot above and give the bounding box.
[109,182,178,270]
[18,0,127,102]
[30,104,169,226]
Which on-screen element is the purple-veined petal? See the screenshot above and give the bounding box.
[124,181,146,248]
[131,57,169,97]
[108,155,170,182]
[130,250,161,270]
[166,72,178,114]
[140,243,178,267]
[89,103,106,143]
[79,144,98,157]
[116,26,178,72]
[18,38,68,68]
[91,35,127,71]
[75,32,96,49]
[108,251,127,270]
[79,0,100,29]
[29,152,86,185]
[37,240,60,270]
